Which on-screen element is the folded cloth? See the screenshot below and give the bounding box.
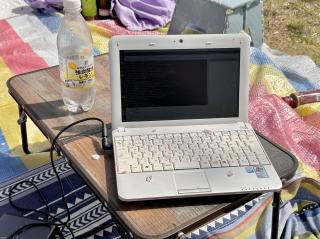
[110,0,176,31]
[24,0,63,12]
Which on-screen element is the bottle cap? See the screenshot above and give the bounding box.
[63,0,81,12]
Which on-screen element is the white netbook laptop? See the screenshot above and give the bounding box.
[109,33,282,201]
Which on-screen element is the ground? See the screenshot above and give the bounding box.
[264,0,320,66]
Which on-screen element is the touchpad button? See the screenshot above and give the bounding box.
[174,171,211,194]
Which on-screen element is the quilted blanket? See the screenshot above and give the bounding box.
[0,10,319,239]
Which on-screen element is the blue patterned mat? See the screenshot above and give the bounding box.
[0,158,121,239]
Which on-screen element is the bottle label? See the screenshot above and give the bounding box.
[60,51,95,90]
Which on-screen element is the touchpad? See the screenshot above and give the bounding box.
[174,171,211,194]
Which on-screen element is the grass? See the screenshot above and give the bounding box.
[264,0,320,66]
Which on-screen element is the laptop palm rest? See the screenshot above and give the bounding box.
[175,171,211,194]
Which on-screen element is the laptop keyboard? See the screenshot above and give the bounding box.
[114,130,270,174]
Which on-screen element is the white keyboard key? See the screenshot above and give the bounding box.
[159,144,169,151]
[132,153,143,160]
[163,162,174,171]
[134,140,143,147]
[192,138,202,144]
[114,136,123,141]
[123,140,133,147]
[256,154,270,165]
[143,139,153,146]
[199,143,209,149]
[210,160,221,168]
[139,158,149,164]
[149,157,159,164]
[220,154,231,161]
[149,134,157,139]
[220,160,229,167]
[131,165,142,173]
[200,161,211,168]
[118,165,131,174]
[170,144,180,151]
[176,150,185,157]
[160,157,171,163]
[149,145,159,152]
[173,138,182,144]
[229,153,239,159]
[224,148,234,154]
[163,150,173,157]
[139,145,149,153]
[171,156,182,163]
[210,154,221,161]
[153,151,163,158]
[153,139,162,145]
[153,163,164,171]
[132,136,140,141]
[140,135,148,140]
[117,151,132,160]
[118,159,138,165]
[212,148,223,154]
[203,148,213,155]
[190,155,201,161]
[129,146,139,153]
[174,161,200,170]
[142,164,153,172]
[183,149,194,157]
[189,143,199,150]
[180,155,191,162]
[200,155,210,161]
[228,160,239,167]
[248,156,260,165]
[115,140,124,148]
[183,138,192,144]
[190,133,198,138]
[181,133,190,138]
[164,138,173,144]
[193,148,204,156]
[143,151,153,158]
[238,157,249,166]
[123,136,131,141]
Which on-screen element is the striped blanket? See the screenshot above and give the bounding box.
[0,10,319,239]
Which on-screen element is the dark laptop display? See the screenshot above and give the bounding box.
[119,49,240,122]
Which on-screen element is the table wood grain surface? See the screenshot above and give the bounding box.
[7,54,256,239]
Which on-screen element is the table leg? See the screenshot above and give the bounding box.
[17,105,31,154]
[17,104,53,155]
[271,191,281,239]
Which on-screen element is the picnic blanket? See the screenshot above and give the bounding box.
[0,9,319,239]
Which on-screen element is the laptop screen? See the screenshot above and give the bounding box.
[119,48,240,122]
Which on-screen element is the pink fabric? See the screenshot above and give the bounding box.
[92,19,162,36]
[249,94,320,171]
[0,20,47,74]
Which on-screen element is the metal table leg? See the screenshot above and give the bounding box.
[271,191,281,239]
[17,104,52,155]
[17,105,31,154]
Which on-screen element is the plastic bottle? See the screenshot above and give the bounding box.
[57,0,96,112]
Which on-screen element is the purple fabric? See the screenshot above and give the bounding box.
[110,0,176,31]
[25,0,63,12]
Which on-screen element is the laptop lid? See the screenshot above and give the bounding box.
[109,33,250,130]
